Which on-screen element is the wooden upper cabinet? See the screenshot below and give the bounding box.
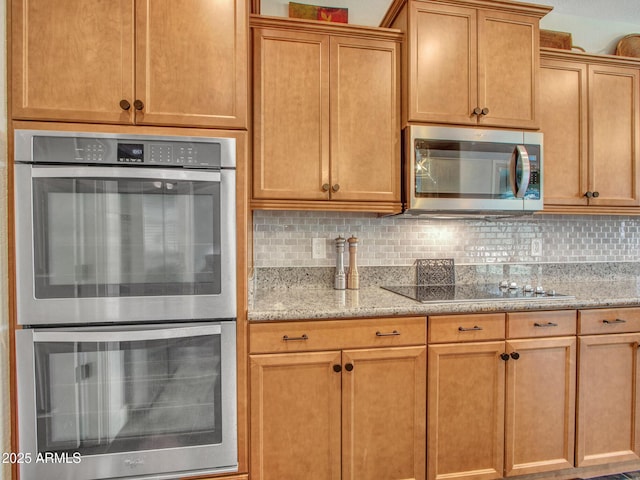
[541,50,640,212]
[385,0,550,129]
[477,10,539,128]
[135,0,247,128]
[539,56,589,206]
[588,64,640,207]
[252,27,330,201]
[330,36,400,203]
[11,0,247,128]
[11,0,135,124]
[251,16,402,212]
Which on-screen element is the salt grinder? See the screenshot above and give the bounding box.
[334,236,346,290]
[347,235,359,290]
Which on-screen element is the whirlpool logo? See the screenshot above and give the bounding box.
[124,458,145,468]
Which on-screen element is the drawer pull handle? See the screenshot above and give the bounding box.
[282,334,309,341]
[603,318,627,325]
[458,326,483,332]
[376,330,400,337]
[534,322,558,328]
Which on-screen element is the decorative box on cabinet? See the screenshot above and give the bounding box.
[11,0,247,128]
[249,317,426,480]
[541,49,640,212]
[381,0,551,128]
[251,16,402,213]
[576,308,640,467]
[427,310,576,480]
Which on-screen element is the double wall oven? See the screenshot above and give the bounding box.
[13,129,238,480]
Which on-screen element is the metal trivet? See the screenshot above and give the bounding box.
[416,259,455,285]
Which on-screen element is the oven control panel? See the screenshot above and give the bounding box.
[30,135,223,168]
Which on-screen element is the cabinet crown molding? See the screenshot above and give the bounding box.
[250,14,403,41]
[381,0,552,27]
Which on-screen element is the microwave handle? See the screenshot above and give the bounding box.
[510,145,531,198]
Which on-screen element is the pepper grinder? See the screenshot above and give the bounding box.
[334,236,346,290]
[347,236,359,290]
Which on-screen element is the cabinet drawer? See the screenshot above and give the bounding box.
[579,308,640,335]
[507,310,577,338]
[249,316,426,354]
[428,313,505,343]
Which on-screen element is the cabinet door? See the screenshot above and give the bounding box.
[329,36,400,203]
[250,351,341,480]
[342,346,426,480]
[408,2,477,125]
[478,10,539,129]
[428,342,505,480]
[135,0,247,128]
[11,0,135,123]
[588,64,640,206]
[576,333,640,467]
[539,58,589,206]
[504,337,576,476]
[253,28,330,201]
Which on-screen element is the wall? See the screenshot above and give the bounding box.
[253,211,640,268]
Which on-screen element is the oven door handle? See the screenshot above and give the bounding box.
[30,165,221,182]
[32,324,222,343]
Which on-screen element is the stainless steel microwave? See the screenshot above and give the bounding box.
[403,126,543,216]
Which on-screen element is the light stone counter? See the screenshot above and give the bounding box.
[248,278,640,322]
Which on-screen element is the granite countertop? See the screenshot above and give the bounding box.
[248,279,640,321]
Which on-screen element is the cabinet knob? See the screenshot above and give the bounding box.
[333,364,342,373]
[119,99,131,111]
[345,363,354,372]
[134,99,145,111]
[322,183,330,192]
[473,107,482,116]
[585,191,600,198]
[331,184,340,192]
[481,107,490,116]
[510,352,520,360]
[500,353,510,361]
[593,191,600,198]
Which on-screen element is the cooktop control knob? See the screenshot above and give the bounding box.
[509,282,518,290]
[535,286,545,295]
[499,281,509,289]
[523,284,533,292]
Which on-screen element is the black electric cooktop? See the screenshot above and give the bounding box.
[381,284,573,304]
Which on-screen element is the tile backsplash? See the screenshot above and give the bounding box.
[253,211,640,267]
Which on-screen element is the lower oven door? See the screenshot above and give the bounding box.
[16,321,237,480]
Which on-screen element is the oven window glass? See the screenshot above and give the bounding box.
[33,333,223,455]
[31,177,221,298]
[414,140,540,199]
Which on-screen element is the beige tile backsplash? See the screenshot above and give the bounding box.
[253,211,640,267]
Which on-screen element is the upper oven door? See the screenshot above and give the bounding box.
[15,164,236,325]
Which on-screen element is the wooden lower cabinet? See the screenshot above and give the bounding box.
[428,340,506,480]
[428,312,577,480]
[250,344,426,480]
[504,337,576,476]
[576,332,640,466]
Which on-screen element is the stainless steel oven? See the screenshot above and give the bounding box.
[13,129,238,479]
[14,129,236,324]
[16,321,237,479]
